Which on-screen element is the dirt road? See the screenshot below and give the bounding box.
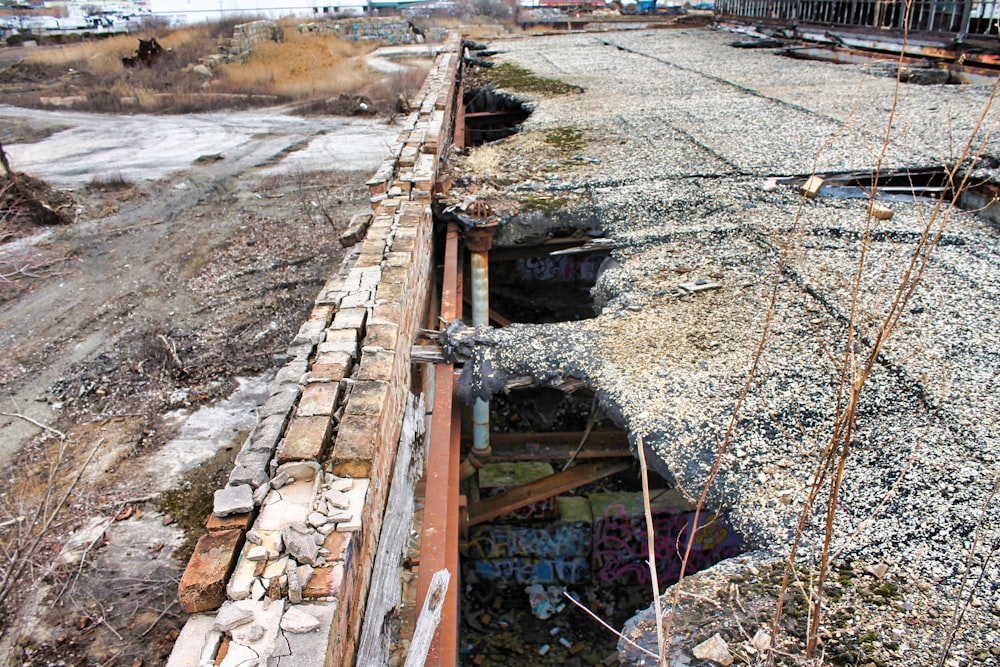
[0,105,397,665]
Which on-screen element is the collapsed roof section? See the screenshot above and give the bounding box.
[445,27,1000,665]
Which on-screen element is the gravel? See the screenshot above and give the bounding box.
[447,27,1000,666]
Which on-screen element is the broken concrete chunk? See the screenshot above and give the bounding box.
[271,471,291,489]
[283,523,321,566]
[307,511,328,528]
[286,559,302,604]
[246,546,269,562]
[280,606,321,633]
[328,478,353,493]
[749,628,770,654]
[324,489,350,509]
[213,604,254,632]
[214,485,254,517]
[246,530,263,546]
[297,564,315,589]
[275,461,319,483]
[251,579,266,602]
[692,633,734,667]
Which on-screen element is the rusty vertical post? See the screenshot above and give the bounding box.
[419,223,461,667]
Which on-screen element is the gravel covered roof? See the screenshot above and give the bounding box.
[446,27,1000,667]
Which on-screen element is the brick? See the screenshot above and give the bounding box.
[354,252,384,268]
[308,351,353,383]
[357,349,395,383]
[323,531,352,561]
[375,280,403,303]
[308,304,334,323]
[330,307,367,332]
[205,512,252,533]
[297,382,341,418]
[317,339,359,360]
[330,413,378,477]
[276,416,333,463]
[302,563,345,599]
[344,380,389,416]
[370,302,401,327]
[261,386,300,418]
[178,529,244,613]
[364,323,399,350]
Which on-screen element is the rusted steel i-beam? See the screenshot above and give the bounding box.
[418,223,461,667]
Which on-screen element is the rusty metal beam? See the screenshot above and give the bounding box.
[465,430,632,461]
[419,223,461,667]
[467,460,631,527]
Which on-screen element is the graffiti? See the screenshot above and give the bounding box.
[517,254,606,283]
[592,505,743,585]
[465,495,743,587]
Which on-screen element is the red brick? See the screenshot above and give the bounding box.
[308,351,353,382]
[204,512,252,533]
[178,529,244,613]
[303,563,345,599]
[323,531,352,561]
[298,382,341,417]
[277,415,332,463]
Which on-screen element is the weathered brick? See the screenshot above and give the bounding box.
[297,382,341,418]
[370,302,401,327]
[277,416,332,463]
[363,323,399,350]
[357,349,395,383]
[344,380,389,416]
[330,308,367,332]
[375,281,403,303]
[205,512,252,533]
[178,529,244,613]
[308,351,353,383]
[309,304,334,323]
[302,563,345,599]
[323,531,351,561]
[330,413,378,477]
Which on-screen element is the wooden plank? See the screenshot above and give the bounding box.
[404,569,450,667]
[356,394,425,667]
[472,430,632,461]
[467,460,630,527]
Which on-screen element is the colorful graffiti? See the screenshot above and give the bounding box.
[592,504,743,585]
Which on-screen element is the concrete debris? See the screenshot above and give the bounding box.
[749,628,771,654]
[213,484,254,517]
[692,633,734,666]
[213,604,254,632]
[280,606,322,633]
[283,523,321,566]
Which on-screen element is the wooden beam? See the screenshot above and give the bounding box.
[467,460,630,527]
[462,430,632,460]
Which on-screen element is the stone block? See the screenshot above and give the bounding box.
[228,464,268,489]
[274,362,308,386]
[343,380,389,416]
[262,386,300,418]
[308,304,334,323]
[324,326,359,346]
[297,382,341,418]
[247,414,288,454]
[214,485,254,516]
[329,413,378,477]
[357,349,395,383]
[178,529,244,613]
[329,307,367,332]
[375,280,403,304]
[276,416,333,463]
[370,302,402,327]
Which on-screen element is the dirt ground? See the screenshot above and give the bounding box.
[0,100,391,665]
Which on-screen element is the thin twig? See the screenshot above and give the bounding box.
[637,435,666,665]
[139,599,179,637]
[561,591,659,660]
[0,411,66,439]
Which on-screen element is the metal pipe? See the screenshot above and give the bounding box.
[459,223,496,480]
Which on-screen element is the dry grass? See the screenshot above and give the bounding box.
[11,18,434,114]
